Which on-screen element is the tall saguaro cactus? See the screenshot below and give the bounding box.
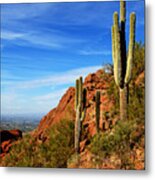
[111,0,136,120]
[74,76,86,153]
[95,90,101,133]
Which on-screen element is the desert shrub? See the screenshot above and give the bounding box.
[128,85,144,125]
[42,119,74,168]
[2,119,74,168]
[132,42,145,80]
[90,120,137,169]
[1,134,38,167]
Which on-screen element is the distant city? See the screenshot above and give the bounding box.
[0,114,43,132]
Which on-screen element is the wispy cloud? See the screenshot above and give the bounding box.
[1,93,27,115]
[79,49,111,56]
[1,31,25,40]
[33,88,67,102]
[32,88,68,110]
[1,3,50,22]
[1,2,115,51]
[20,65,101,89]
[2,65,101,90]
[1,65,101,115]
[1,2,112,27]
[1,88,68,115]
[1,28,87,50]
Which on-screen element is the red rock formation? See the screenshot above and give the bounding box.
[0,129,22,156]
[135,71,144,87]
[0,129,22,143]
[34,69,114,140]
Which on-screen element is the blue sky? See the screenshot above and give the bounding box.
[1,0,144,117]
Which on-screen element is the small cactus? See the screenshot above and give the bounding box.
[111,0,136,120]
[74,77,87,153]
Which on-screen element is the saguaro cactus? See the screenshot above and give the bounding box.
[95,90,101,133]
[111,0,136,120]
[74,76,86,153]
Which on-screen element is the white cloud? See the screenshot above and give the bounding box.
[1,88,66,115]
[1,29,86,50]
[32,88,68,112]
[79,49,111,55]
[1,30,62,48]
[1,93,26,115]
[1,31,25,40]
[2,65,101,90]
[33,88,67,102]
[1,3,50,21]
[1,65,101,115]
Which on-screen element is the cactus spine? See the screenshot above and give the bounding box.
[111,0,136,120]
[95,91,101,133]
[74,76,86,153]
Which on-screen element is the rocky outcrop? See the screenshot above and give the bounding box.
[0,129,22,143]
[34,69,115,141]
[135,71,144,87]
[0,129,22,157]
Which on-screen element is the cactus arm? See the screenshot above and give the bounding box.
[120,0,126,23]
[75,79,79,110]
[113,12,121,87]
[125,13,136,84]
[111,25,116,65]
[78,76,83,116]
[79,76,83,106]
[80,87,87,122]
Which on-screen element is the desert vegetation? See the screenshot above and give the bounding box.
[1,119,74,167]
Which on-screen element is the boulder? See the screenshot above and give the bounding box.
[0,129,22,143]
[0,129,22,156]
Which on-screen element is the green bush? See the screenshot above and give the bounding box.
[90,120,137,169]
[2,119,74,168]
[43,119,74,168]
[132,42,145,80]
